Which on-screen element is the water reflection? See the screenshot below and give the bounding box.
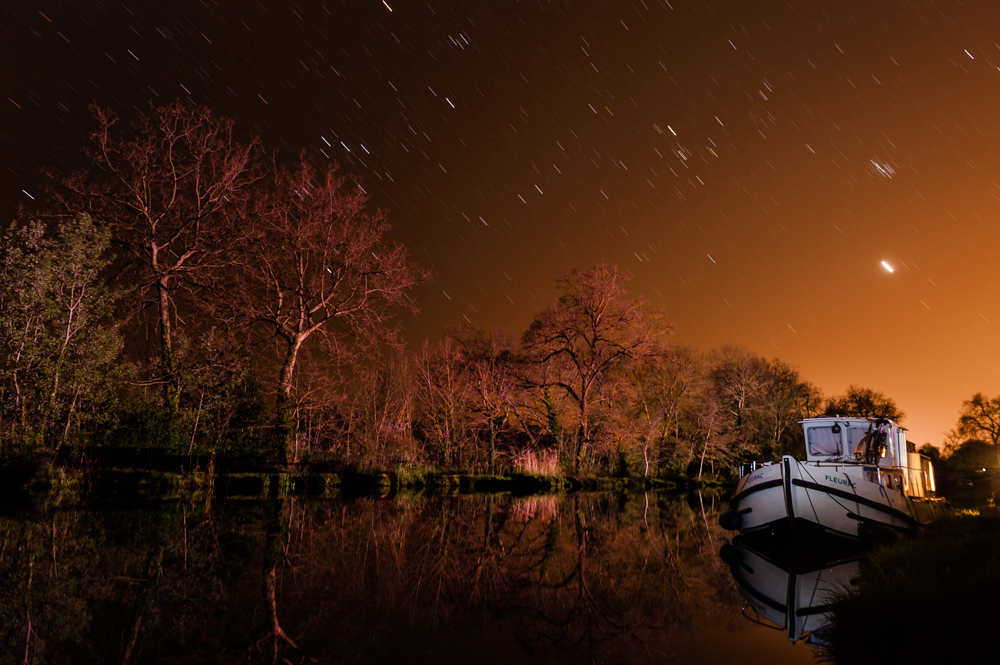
[720,534,863,652]
[0,493,820,664]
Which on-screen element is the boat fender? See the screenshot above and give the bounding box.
[719,510,742,531]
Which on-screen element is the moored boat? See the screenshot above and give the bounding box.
[720,416,945,540]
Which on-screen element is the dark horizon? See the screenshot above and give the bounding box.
[6,1,1000,447]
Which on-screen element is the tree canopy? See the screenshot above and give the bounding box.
[824,385,904,423]
[0,214,121,449]
[952,392,1000,468]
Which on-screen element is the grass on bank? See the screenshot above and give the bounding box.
[821,511,1000,664]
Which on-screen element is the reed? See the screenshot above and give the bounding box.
[512,449,561,477]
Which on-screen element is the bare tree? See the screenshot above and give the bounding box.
[57,103,260,417]
[229,157,424,460]
[449,326,520,473]
[616,345,710,477]
[412,338,473,467]
[522,265,673,472]
[692,389,734,480]
[757,360,821,458]
[710,346,769,434]
[342,350,416,466]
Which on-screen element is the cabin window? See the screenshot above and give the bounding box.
[807,427,842,456]
[847,428,870,457]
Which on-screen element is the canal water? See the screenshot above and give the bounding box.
[0,492,830,664]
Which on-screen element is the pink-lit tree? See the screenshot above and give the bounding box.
[449,326,520,473]
[57,103,260,417]
[230,158,424,460]
[522,264,673,472]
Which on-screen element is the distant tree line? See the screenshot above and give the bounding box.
[5,102,987,482]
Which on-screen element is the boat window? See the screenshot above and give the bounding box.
[807,427,841,456]
[847,428,870,457]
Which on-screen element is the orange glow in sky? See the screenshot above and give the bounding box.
[4,1,999,448]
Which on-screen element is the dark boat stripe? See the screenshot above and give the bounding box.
[731,569,787,614]
[783,458,795,521]
[797,602,841,617]
[729,478,783,506]
[789,478,919,526]
[786,571,797,640]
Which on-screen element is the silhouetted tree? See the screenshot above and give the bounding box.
[918,442,942,465]
[824,385,904,422]
[954,392,1000,468]
[946,438,999,473]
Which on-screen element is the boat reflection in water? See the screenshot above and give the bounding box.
[720,533,864,651]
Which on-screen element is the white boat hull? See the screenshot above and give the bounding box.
[722,455,940,539]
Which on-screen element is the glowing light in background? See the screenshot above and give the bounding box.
[881,261,895,273]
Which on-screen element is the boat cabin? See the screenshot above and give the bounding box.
[801,416,937,498]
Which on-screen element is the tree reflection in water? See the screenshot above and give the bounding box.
[0,492,806,664]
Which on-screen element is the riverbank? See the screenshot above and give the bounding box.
[822,511,1000,663]
[0,449,722,505]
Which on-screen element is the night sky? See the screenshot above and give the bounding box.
[5,0,1000,448]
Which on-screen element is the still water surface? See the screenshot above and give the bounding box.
[1,492,829,664]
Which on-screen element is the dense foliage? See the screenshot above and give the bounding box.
[0,214,121,450]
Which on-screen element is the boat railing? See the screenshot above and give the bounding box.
[737,460,775,478]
